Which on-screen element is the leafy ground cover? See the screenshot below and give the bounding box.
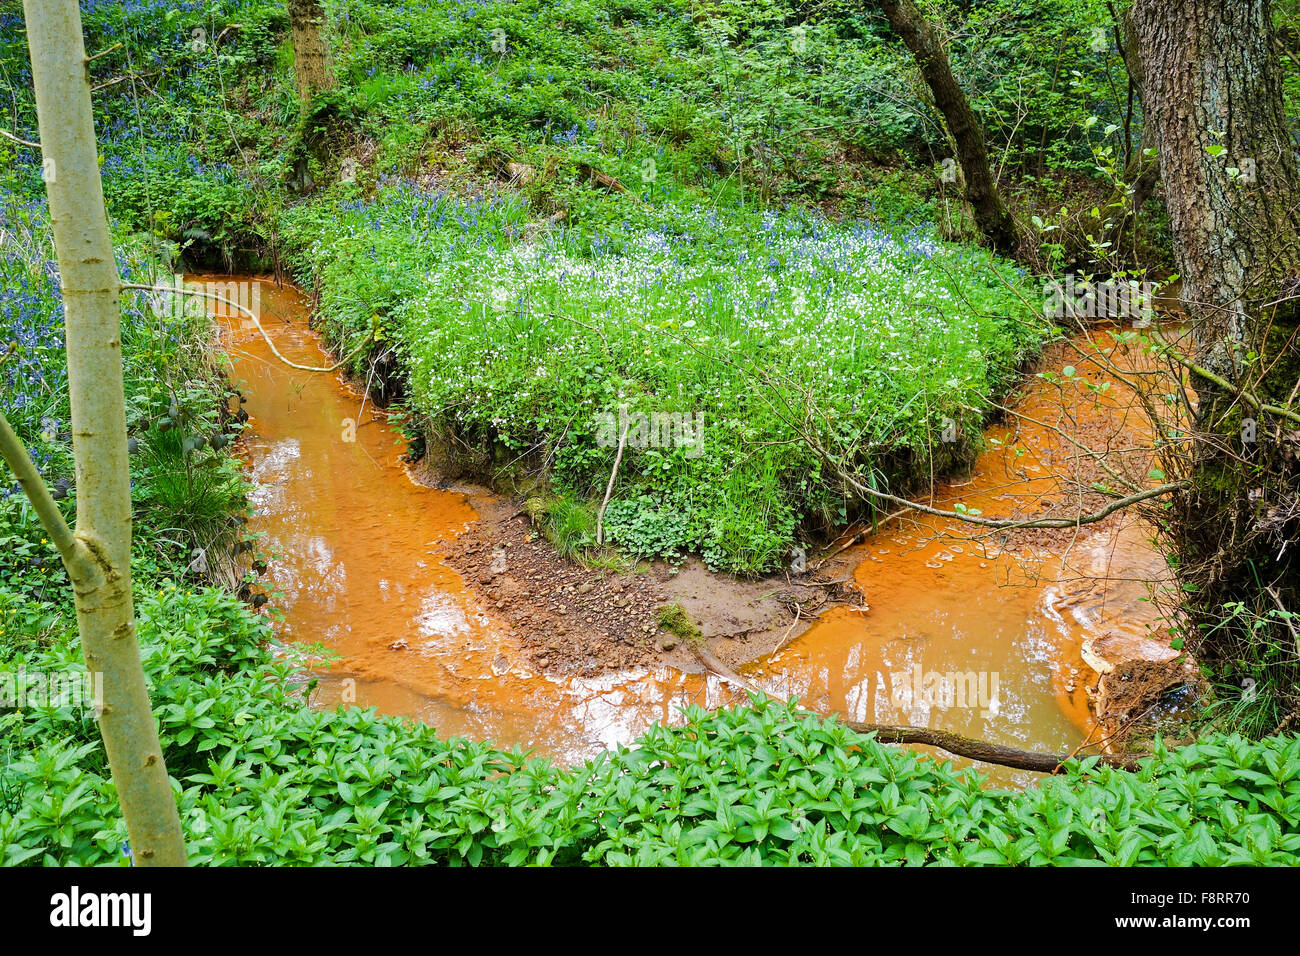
[282,183,1044,572]
[5,583,1298,866]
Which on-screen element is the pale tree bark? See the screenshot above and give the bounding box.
[6,0,188,865]
[877,0,1019,255]
[288,0,336,107]
[1132,0,1300,700]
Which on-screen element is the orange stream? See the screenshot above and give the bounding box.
[218,278,717,764]
[215,278,1165,785]
[745,337,1167,785]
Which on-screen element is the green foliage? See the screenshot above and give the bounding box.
[602,494,695,564]
[540,491,597,559]
[6,0,1298,871]
[1,214,249,579]
[282,186,1043,574]
[0,1,290,257]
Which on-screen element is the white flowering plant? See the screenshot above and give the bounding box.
[283,184,1046,573]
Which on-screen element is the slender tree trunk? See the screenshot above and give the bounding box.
[1101,10,1161,257]
[878,0,1019,255]
[288,0,336,107]
[1132,0,1300,708]
[15,0,187,865]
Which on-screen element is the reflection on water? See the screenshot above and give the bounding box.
[217,278,1165,784]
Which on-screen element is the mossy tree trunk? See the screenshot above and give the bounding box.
[1133,0,1300,716]
[877,0,1019,255]
[288,0,336,108]
[13,0,188,864]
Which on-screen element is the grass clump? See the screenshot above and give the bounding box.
[540,492,597,559]
[656,602,702,647]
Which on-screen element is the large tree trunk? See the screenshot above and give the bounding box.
[1132,0,1300,718]
[10,0,188,865]
[878,0,1019,255]
[288,0,335,107]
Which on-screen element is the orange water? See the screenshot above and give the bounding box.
[217,278,1165,784]
[217,278,720,764]
[745,328,1168,784]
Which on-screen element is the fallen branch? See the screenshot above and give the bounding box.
[595,406,629,545]
[840,720,1142,773]
[830,460,1188,531]
[91,70,160,94]
[121,281,371,373]
[690,640,781,698]
[687,640,1141,773]
[770,605,803,656]
[578,161,630,194]
[808,526,873,572]
[0,128,40,149]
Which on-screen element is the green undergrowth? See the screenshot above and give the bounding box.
[3,585,1299,866]
[281,186,1046,574]
[5,0,1300,868]
[1,200,253,604]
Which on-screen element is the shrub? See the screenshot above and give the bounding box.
[283,186,1044,574]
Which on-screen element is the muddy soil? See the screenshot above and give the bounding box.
[424,466,863,677]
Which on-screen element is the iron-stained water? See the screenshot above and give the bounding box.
[217,278,1164,786]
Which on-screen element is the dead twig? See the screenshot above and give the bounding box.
[595,407,630,545]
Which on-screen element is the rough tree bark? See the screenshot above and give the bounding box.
[878,0,1019,255]
[9,0,187,864]
[1132,0,1300,697]
[288,0,336,107]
